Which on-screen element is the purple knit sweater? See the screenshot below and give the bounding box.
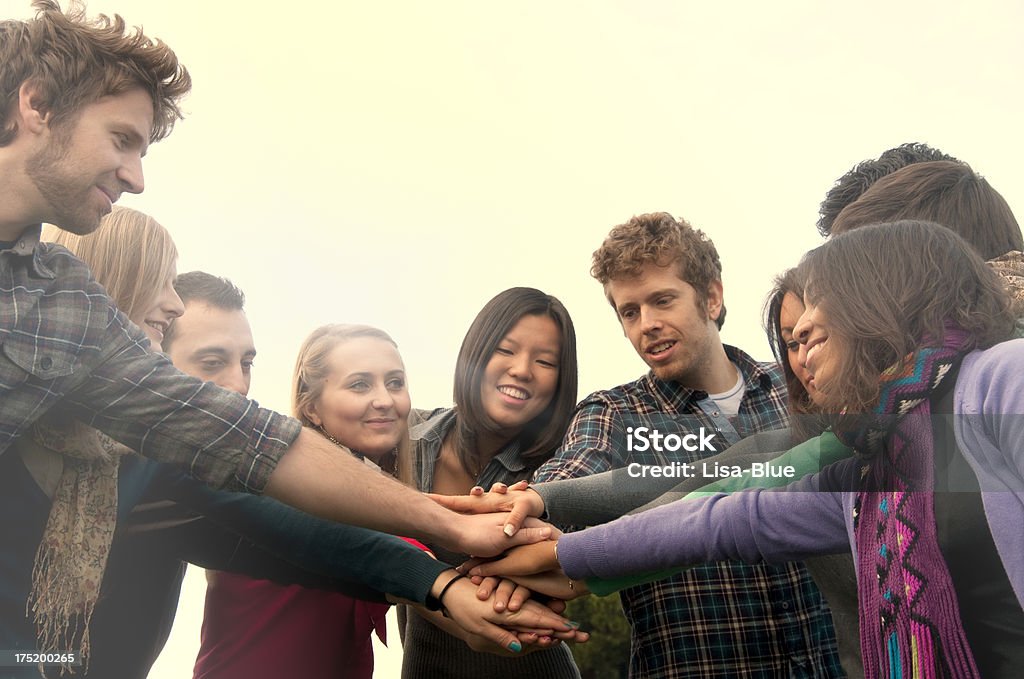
[558,339,1024,611]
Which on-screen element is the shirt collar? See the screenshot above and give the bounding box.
[410,407,529,474]
[644,343,776,401]
[491,437,528,473]
[2,224,56,279]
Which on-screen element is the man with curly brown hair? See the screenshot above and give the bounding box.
[534,213,843,678]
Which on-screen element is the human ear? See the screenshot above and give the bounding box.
[706,280,724,322]
[17,81,52,135]
[303,403,322,427]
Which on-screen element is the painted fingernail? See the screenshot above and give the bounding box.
[503,524,516,537]
[566,620,581,629]
[509,641,522,653]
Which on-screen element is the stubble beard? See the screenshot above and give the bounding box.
[24,130,103,235]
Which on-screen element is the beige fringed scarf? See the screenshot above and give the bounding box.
[17,416,131,674]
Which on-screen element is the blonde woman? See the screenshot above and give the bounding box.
[195,324,417,679]
[2,206,182,672]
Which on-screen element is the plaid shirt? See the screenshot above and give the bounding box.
[0,226,300,492]
[534,346,843,679]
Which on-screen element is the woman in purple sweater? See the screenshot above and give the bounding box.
[478,221,1024,678]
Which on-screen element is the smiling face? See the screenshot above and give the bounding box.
[128,268,184,353]
[24,88,152,235]
[166,302,256,397]
[478,314,561,440]
[778,291,820,404]
[606,263,723,389]
[304,336,411,459]
[793,296,845,403]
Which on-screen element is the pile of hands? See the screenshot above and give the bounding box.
[426,481,592,656]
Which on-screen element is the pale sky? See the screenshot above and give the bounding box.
[3,0,1022,676]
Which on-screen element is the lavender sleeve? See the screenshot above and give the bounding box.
[557,470,850,581]
[954,340,1024,606]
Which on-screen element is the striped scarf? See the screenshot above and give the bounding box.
[840,327,980,679]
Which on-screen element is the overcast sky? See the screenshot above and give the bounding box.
[3,0,1022,675]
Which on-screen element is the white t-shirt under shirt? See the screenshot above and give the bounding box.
[708,362,744,417]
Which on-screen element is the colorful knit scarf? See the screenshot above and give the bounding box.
[838,328,980,679]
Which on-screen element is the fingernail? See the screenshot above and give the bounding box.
[508,641,522,653]
[503,524,515,537]
[566,620,581,629]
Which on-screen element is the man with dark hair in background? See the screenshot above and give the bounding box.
[816,142,961,237]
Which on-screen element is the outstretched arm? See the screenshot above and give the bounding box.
[555,476,849,582]
[265,428,553,556]
[468,469,851,583]
[70,329,551,558]
[432,428,812,537]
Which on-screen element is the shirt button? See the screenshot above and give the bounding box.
[39,357,53,371]
[781,601,790,610]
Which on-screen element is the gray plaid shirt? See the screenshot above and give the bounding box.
[0,226,300,492]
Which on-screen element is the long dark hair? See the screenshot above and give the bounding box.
[799,220,1014,415]
[452,287,578,475]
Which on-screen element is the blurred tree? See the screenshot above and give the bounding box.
[566,595,630,679]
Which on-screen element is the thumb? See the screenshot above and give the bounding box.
[504,525,551,547]
[475,622,524,654]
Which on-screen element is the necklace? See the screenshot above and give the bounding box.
[318,426,346,449]
[317,426,399,477]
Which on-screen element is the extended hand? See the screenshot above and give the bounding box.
[429,480,544,537]
[472,567,588,602]
[464,539,562,577]
[451,511,555,558]
[441,574,587,655]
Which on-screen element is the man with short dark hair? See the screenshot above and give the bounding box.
[87,272,473,678]
[162,272,256,395]
[816,142,961,237]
